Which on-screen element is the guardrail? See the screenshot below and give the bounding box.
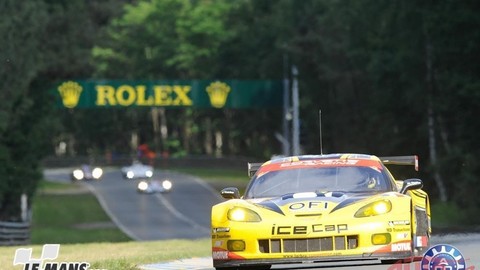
[42,155,259,170]
[0,221,30,246]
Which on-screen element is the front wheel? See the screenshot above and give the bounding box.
[381,259,403,264]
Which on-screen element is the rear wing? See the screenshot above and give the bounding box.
[248,163,262,177]
[248,155,419,176]
[379,155,419,171]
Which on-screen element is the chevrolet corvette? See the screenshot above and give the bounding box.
[211,154,430,269]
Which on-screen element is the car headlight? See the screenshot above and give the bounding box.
[146,170,153,177]
[355,200,392,217]
[138,181,149,191]
[162,180,172,190]
[126,171,134,179]
[92,168,103,179]
[73,169,84,180]
[227,207,261,222]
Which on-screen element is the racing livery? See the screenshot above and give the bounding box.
[211,154,431,269]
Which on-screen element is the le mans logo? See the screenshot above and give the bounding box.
[13,244,90,270]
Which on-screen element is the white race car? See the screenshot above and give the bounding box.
[71,164,103,181]
[121,161,153,179]
[137,179,172,194]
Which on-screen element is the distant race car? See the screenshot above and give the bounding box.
[121,161,153,179]
[137,179,173,194]
[71,164,103,181]
[211,154,430,270]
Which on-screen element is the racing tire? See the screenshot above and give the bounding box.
[381,259,404,264]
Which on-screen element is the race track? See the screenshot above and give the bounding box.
[44,168,480,270]
[142,234,480,270]
[44,168,223,240]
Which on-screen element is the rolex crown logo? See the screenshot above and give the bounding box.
[206,81,231,108]
[58,81,83,108]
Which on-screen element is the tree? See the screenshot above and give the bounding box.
[0,0,126,220]
[0,0,50,220]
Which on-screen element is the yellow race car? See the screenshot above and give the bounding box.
[211,154,430,270]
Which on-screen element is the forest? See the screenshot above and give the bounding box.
[1,0,479,224]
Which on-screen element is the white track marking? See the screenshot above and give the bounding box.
[154,193,210,234]
[84,183,141,241]
[139,257,213,270]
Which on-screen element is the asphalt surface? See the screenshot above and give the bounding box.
[142,234,480,270]
[44,168,223,240]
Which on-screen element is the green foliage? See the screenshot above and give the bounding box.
[1,0,479,222]
[431,201,468,228]
[0,0,49,220]
[0,0,126,220]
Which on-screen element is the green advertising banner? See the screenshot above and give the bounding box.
[55,80,283,109]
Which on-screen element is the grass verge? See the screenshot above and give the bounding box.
[0,238,210,270]
[1,169,240,270]
[169,167,249,182]
[32,181,130,244]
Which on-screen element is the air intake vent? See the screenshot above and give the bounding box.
[258,235,358,253]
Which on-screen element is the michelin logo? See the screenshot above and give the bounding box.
[13,244,90,270]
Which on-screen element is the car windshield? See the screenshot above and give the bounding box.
[245,166,392,199]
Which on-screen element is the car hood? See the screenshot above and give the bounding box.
[246,191,391,217]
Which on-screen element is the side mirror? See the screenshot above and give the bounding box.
[399,178,423,194]
[221,187,240,199]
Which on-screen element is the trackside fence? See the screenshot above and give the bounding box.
[0,221,30,246]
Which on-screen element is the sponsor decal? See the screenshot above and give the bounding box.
[396,233,409,240]
[387,227,410,233]
[212,235,231,239]
[13,244,94,270]
[288,201,328,211]
[421,244,466,270]
[389,220,410,226]
[95,84,192,106]
[212,227,230,233]
[391,242,412,252]
[280,159,359,168]
[416,235,429,247]
[271,224,348,235]
[212,251,229,260]
[206,81,231,108]
[58,81,83,108]
[283,254,308,258]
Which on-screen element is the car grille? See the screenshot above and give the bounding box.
[258,235,358,253]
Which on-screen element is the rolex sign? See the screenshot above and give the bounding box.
[55,80,282,109]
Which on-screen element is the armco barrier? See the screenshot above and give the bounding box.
[42,155,259,170]
[0,221,30,246]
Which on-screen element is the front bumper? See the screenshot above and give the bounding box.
[213,252,412,268]
[212,218,415,268]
